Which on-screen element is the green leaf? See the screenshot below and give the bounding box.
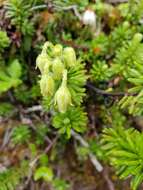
[39,154,49,166]
[0,81,11,92]
[131,174,143,190]
[34,166,53,182]
[0,71,11,81]
[7,59,22,79]
[0,60,22,93]
[53,178,70,190]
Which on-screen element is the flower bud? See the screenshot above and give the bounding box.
[42,41,54,54]
[52,58,64,80]
[82,9,96,26]
[133,33,143,43]
[54,70,72,113]
[40,74,55,97]
[43,59,52,75]
[52,44,63,57]
[123,21,130,29]
[36,54,51,74]
[63,47,76,67]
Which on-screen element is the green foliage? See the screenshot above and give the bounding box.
[90,33,109,58]
[87,32,143,117]
[35,124,49,145]
[128,0,143,22]
[109,21,136,52]
[53,0,89,10]
[90,60,111,82]
[0,102,14,116]
[34,166,70,190]
[39,153,49,166]
[5,0,34,36]
[0,168,20,190]
[34,166,53,181]
[52,107,87,138]
[52,178,70,190]
[12,125,31,144]
[101,126,143,190]
[109,33,143,115]
[67,60,87,105]
[34,154,69,189]
[0,161,28,190]
[89,139,105,161]
[0,30,10,52]
[111,33,143,76]
[119,66,143,115]
[14,84,40,104]
[100,105,127,128]
[0,59,22,93]
[1,0,143,189]
[76,146,89,160]
[117,0,143,22]
[119,92,143,116]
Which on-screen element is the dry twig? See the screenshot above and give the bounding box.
[71,130,103,172]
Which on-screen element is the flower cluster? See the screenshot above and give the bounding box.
[36,42,85,113]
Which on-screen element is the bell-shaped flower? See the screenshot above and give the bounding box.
[40,74,55,97]
[42,41,54,54]
[36,54,51,74]
[133,33,143,43]
[52,58,64,80]
[82,9,96,26]
[63,47,76,67]
[54,70,72,113]
[52,44,63,57]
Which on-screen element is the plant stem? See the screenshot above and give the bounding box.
[87,82,136,97]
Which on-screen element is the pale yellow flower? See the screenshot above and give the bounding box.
[54,70,72,113]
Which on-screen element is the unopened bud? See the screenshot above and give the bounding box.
[63,47,76,67]
[52,58,64,80]
[40,74,55,97]
[54,70,72,113]
[82,9,96,26]
[123,21,130,29]
[42,41,54,54]
[43,59,52,75]
[52,44,63,57]
[133,33,143,43]
[36,54,51,74]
